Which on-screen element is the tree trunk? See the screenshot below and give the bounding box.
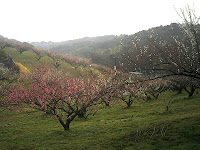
[185,87,195,97]
[177,88,183,94]
[188,87,195,97]
[77,107,87,118]
[58,114,77,130]
[127,95,133,107]
[58,118,70,130]
[166,106,169,111]
[104,101,110,106]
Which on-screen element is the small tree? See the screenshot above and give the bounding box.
[0,39,13,50]
[170,76,200,97]
[0,49,19,82]
[142,79,170,100]
[0,64,19,82]
[44,51,62,68]
[111,73,144,107]
[61,55,90,69]
[114,83,142,108]
[32,48,43,61]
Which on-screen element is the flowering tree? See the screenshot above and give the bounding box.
[0,48,19,82]
[6,66,115,130]
[44,51,62,68]
[142,79,170,100]
[102,72,145,108]
[0,64,19,82]
[123,6,200,80]
[44,50,91,69]
[15,42,34,54]
[114,83,142,107]
[32,48,43,61]
[116,74,145,107]
[169,76,200,97]
[61,55,90,69]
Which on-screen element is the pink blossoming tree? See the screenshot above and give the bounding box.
[6,66,116,130]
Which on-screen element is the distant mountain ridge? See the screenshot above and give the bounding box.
[0,23,186,70]
[31,35,124,57]
[30,23,184,58]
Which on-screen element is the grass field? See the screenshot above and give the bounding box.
[0,91,200,150]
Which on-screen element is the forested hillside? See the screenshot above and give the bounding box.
[31,35,123,57]
[31,23,184,70]
[0,35,110,82]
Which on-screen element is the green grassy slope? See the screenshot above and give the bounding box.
[3,47,96,77]
[0,91,200,150]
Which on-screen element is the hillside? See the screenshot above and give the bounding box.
[1,23,185,72]
[0,91,200,149]
[31,23,183,56]
[0,36,110,80]
[31,23,184,69]
[31,35,123,58]
[0,22,200,150]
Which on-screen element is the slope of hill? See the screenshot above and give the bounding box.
[30,23,184,69]
[0,23,200,150]
[1,45,110,82]
[2,47,93,78]
[0,23,188,73]
[31,35,124,57]
[31,23,184,54]
[0,91,199,149]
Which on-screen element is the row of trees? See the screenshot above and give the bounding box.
[3,63,198,130]
[120,6,200,102]
[3,66,119,130]
[0,37,94,70]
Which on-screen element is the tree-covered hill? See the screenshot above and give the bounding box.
[0,22,196,73]
[1,90,200,149]
[31,35,124,58]
[0,35,111,81]
[30,23,185,70]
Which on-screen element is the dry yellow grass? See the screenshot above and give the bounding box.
[15,62,30,74]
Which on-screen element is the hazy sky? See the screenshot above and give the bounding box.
[0,0,199,42]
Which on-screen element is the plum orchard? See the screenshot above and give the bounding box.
[5,66,118,130]
[44,50,90,69]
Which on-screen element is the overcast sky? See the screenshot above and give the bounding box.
[0,0,199,42]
